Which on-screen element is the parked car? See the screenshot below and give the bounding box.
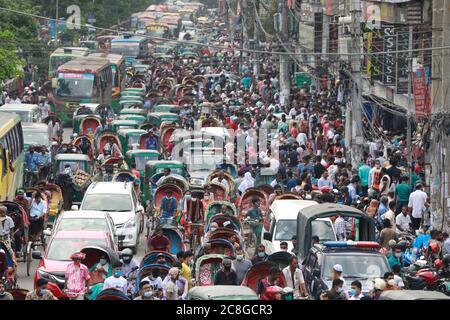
[32,230,116,299]
[79,182,144,252]
[0,103,42,123]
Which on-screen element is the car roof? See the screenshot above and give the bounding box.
[188,285,258,299]
[21,123,48,131]
[380,290,450,300]
[55,153,90,161]
[86,182,132,194]
[298,203,365,220]
[53,230,108,239]
[0,104,39,111]
[60,210,109,219]
[270,200,318,220]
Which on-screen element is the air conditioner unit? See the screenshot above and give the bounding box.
[338,37,352,62]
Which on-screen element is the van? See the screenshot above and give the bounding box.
[0,104,42,123]
[262,200,337,254]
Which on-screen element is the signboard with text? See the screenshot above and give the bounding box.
[382,24,395,85]
[413,68,431,119]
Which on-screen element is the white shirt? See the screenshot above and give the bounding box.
[103,276,128,294]
[211,177,229,191]
[381,210,396,231]
[296,132,308,147]
[269,158,280,173]
[408,190,428,219]
[47,122,60,140]
[29,200,47,219]
[141,276,163,292]
[282,266,305,299]
[0,216,15,237]
[40,103,50,119]
[393,275,405,288]
[396,213,412,231]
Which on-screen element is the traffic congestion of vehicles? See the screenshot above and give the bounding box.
[0,0,449,302]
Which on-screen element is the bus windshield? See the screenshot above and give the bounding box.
[56,73,95,99]
[50,56,73,76]
[111,43,140,57]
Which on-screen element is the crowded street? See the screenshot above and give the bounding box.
[0,0,449,303]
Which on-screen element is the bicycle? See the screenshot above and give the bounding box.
[26,216,47,276]
[243,217,259,248]
[187,222,204,252]
[24,169,39,188]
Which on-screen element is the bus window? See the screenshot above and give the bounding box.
[1,146,6,177]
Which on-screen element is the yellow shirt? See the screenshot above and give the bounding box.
[181,262,192,288]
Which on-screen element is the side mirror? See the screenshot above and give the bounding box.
[313,269,321,277]
[32,250,42,260]
[43,229,52,237]
[71,205,79,211]
[263,232,272,241]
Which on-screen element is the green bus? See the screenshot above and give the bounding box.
[52,57,113,122]
[88,52,125,111]
[0,113,24,201]
[48,47,90,80]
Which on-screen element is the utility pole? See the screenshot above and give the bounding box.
[430,0,450,231]
[279,0,291,107]
[253,0,260,76]
[349,0,363,168]
[239,0,249,75]
[407,25,413,188]
[55,0,59,42]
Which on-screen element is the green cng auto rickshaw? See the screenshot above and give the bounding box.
[110,119,140,133]
[153,104,180,113]
[52,153,93,204]
[143,160,186,206]
[119,99,144,109]
[119,108,147,117]
[117,129,147,153]
[142,112,180,130]
[117,114,146,123]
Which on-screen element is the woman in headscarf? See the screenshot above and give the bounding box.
[238,172,254,194]
[365,199,379,219]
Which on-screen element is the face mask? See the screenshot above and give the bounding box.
[210,228,217,232]
[100,258,107,265]
[336,287,344,293]
[40,289,48,295]
[185,195,191,200]
[350,289,357,296]
[204,195,210,200]
[258,252,265,258]
[123,257,131,264]
[236,254,244,261]
[281,248,287,252]
[395,252,402,258]
[143,291,153,299]
[114,270,122,277]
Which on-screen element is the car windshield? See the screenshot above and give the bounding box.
[82,194,133,211]
[274,220,296,241]
[23,130,48,146]
[46,238,107,261]
[322,254,389,280]
[59,160,87,173]
[0,110,30,122]
[56,73,95,99]
[135,155,159,171]
[57,218,108,232]
[311,220,336,242]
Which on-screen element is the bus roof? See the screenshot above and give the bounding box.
[57,57,111,73]
[112,36,147,43]
[51,47,90,57]
[0,113,21,138]
[88,52,124,65]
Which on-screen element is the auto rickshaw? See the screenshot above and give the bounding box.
[119,108,147,117]
[143,160,186,207]
[187,285,258,300]
[153,104,179,113]
[125,149,161,176]
[110,119,141,133]
[144,112,180,130]
[119,99,144,110]
[118,115,146,124]
[117,129,147,154]
[122,87,146,96]
[53,153,93,204]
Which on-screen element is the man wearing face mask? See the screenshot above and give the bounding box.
[120,248,139,279]
[64,252,90,300]
[134,280,159,300]
[232,247,252,284]
[214,258,238,285]
[321,278,346,300]
[0,281,13,300]
[26,278,57,300]
[103,262,128,294]
[251,244,268,265]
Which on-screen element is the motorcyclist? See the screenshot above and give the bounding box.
[120,248,139,279]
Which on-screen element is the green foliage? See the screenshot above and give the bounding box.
[0,31,25,81]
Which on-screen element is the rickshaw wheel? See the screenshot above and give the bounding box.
[139,215,144,234]
[26,241,32,276]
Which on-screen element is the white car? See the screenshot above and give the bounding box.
[80,182,144,252]
[48,210,118,248]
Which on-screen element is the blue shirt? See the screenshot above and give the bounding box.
[145,137,158,150]
[37,152,51,166]
[377,204,388,225]
[25,152,40,171]
[287,178,297,191]
[161,197,177,218]
[347,183,358,202]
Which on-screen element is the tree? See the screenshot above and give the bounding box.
[0,31,25,81]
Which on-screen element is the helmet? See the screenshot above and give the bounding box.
[373,278,386,291]
[429,242,440,254]
[121,248,133,256]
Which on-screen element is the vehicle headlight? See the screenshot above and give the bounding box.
[123,217,136,229]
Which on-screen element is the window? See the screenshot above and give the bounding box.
[1,145,6,176]
[307,253,317,270]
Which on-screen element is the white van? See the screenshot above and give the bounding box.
[261,200,337,254]
[0,104,42,123]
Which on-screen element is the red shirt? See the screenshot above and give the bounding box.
[131,168,141,179]
[290,127,298,138]
[149,235,171,252]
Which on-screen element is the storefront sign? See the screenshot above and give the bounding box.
[382,24,395,85]
[413,68,431,118]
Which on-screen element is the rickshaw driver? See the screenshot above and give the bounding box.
[0,206,14,244]
[148,227,171,253]
[79,137,91,156]
[29,192,47,241]
[245,198,263,246]
[156,168,174,186]
[160,190,178,224]
[104,137,122,158]
[211,170,229,193]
